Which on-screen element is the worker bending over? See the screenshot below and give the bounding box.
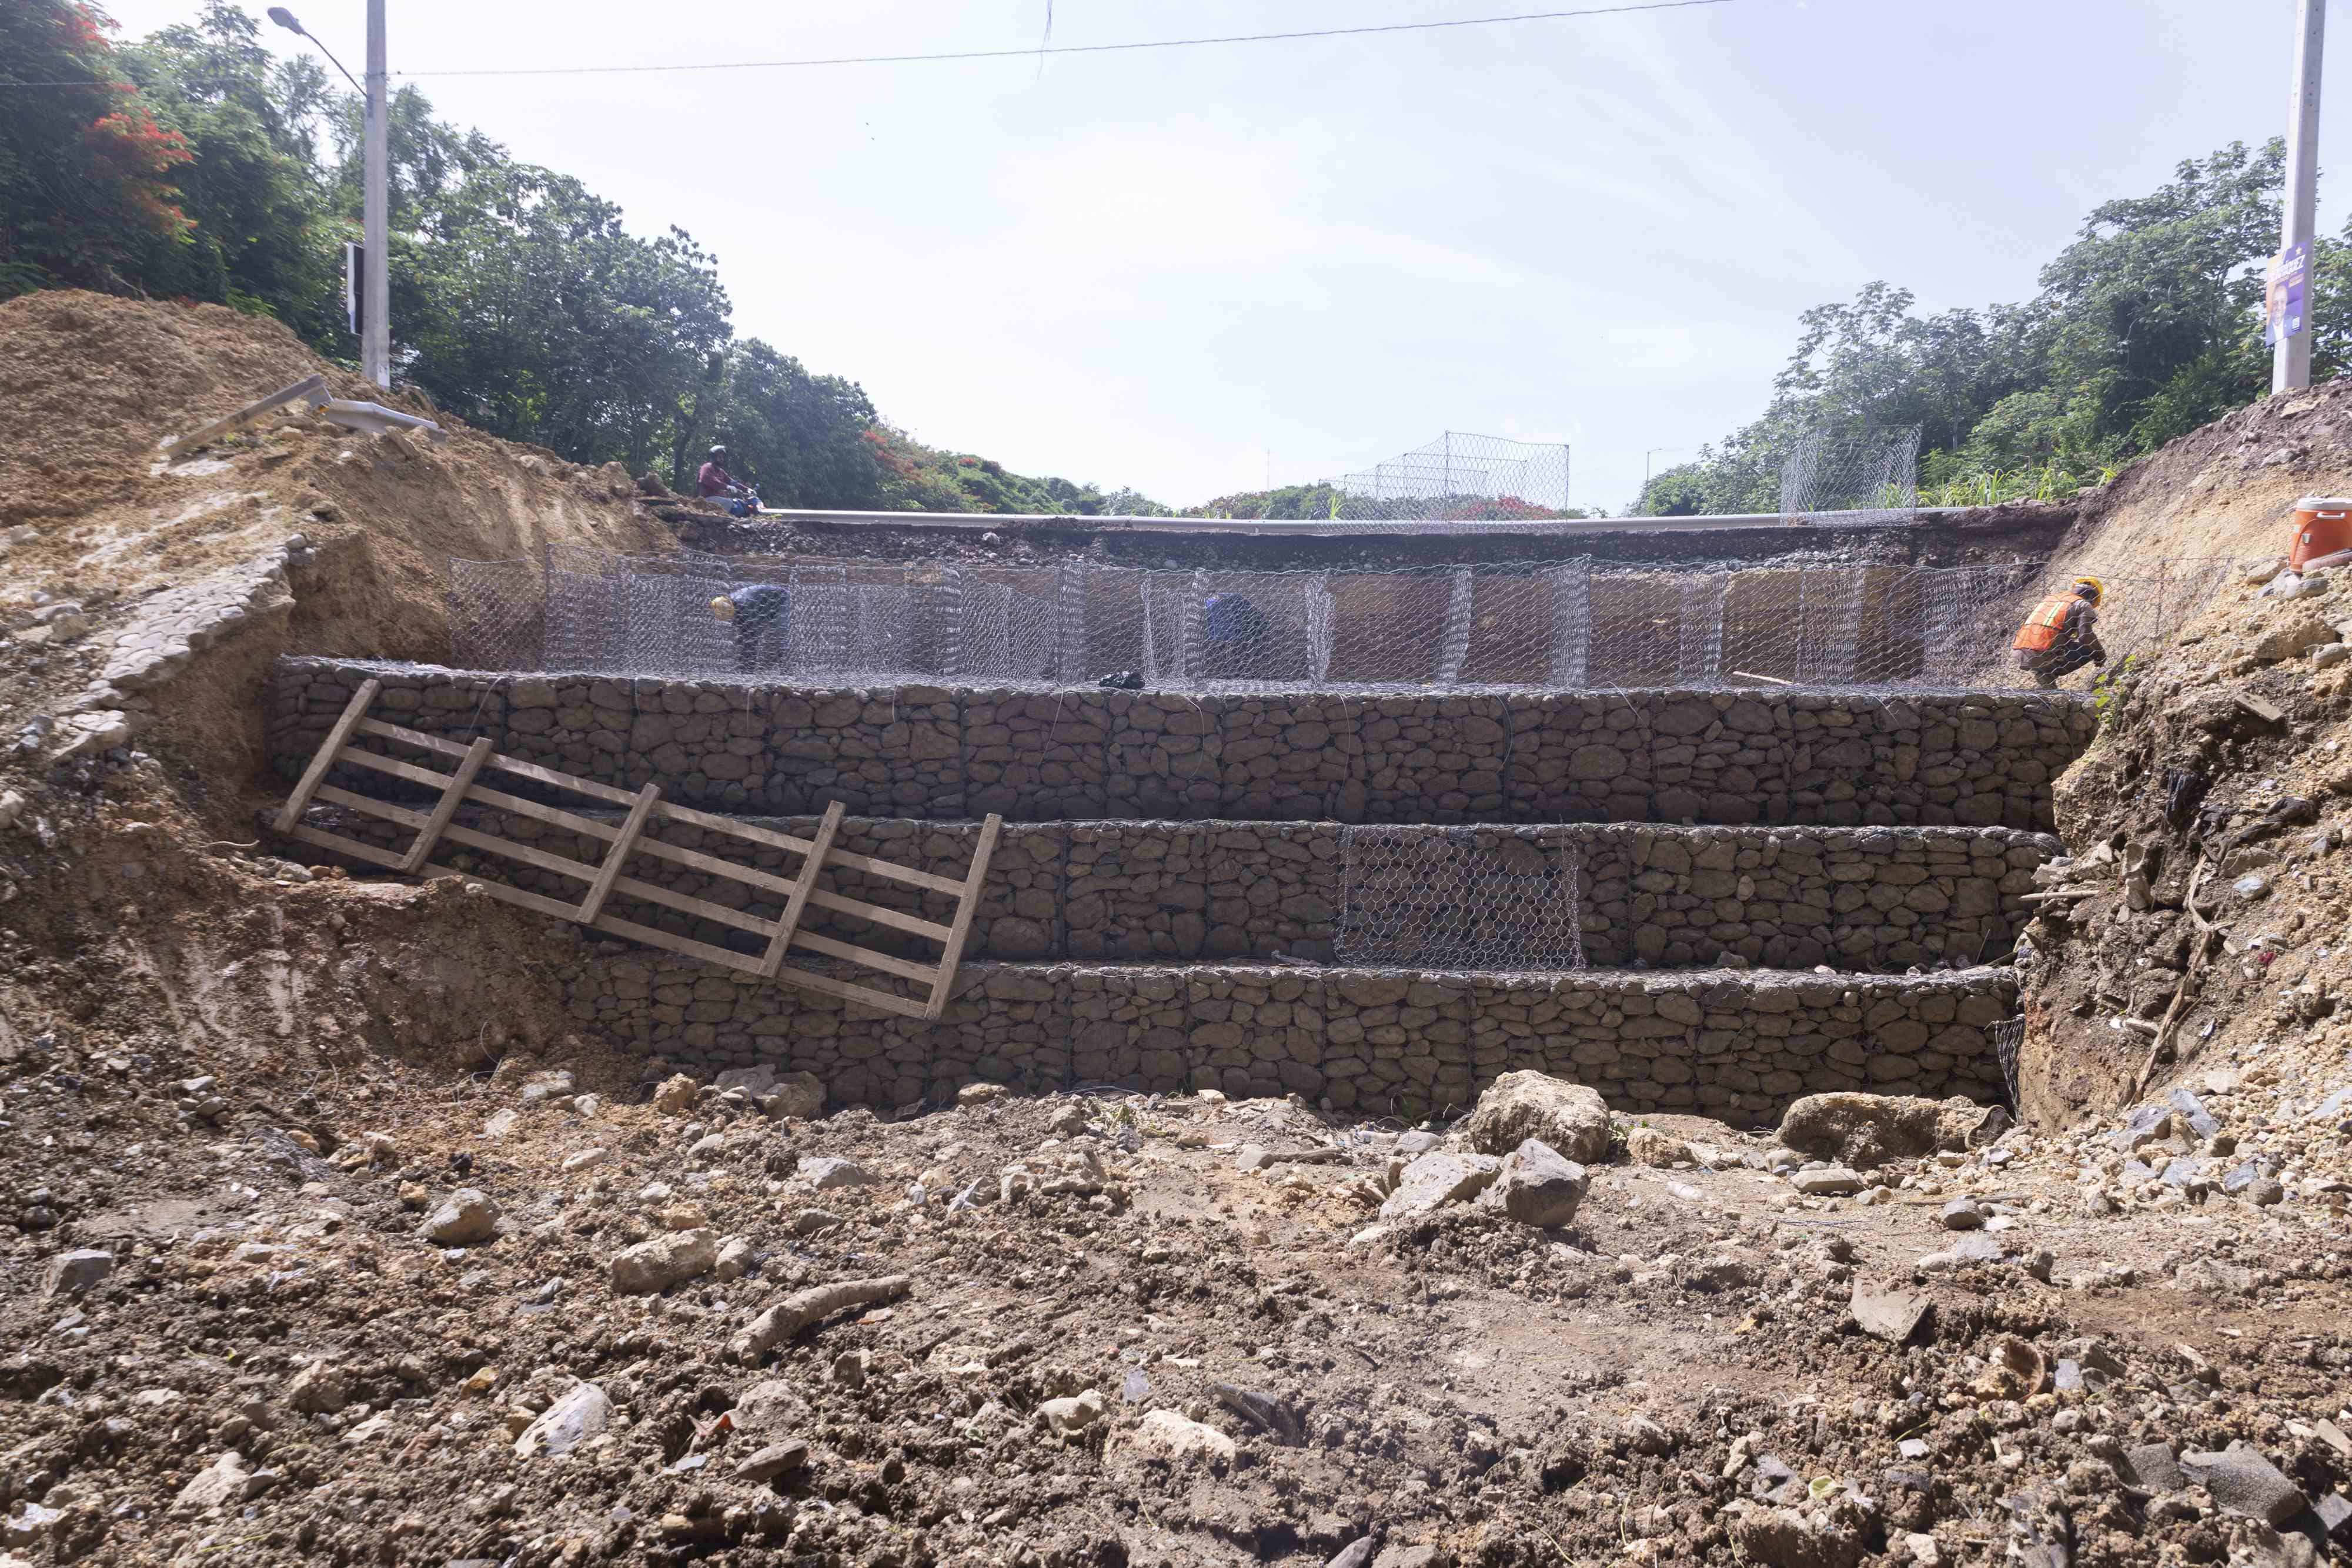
[2012,576,2107,689]
[710,584,791,674]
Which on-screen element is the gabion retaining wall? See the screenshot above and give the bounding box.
[298,805,2056,976]
[267,660,2096,832]
[557,952,2015,1129]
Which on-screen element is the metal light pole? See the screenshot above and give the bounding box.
[2276,0,2326,394]
[362,0,390,390]
[1645,447,1679,487]
[269,5,390,389]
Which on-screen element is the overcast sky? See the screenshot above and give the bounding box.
[96,0,2344,513]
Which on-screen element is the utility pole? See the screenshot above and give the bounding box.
[363,0,390,390]
[266,5,385,385]
[2276,0,2326,394]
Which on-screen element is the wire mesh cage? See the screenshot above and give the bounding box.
[1332,432,1573,521]
[454,546,2246,695]
[1780,426,1922,523]
[1335,827,1586,970]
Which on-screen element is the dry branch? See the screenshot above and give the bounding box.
[732,1274,911,1362]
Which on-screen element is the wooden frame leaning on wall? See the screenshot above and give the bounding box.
[272,678,1001,1021]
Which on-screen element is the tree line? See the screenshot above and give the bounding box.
[1,1,1161,513]
[1635,140,2351,516]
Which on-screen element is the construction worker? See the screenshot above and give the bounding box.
[2012,576,2107,689]
[710,583,791,673]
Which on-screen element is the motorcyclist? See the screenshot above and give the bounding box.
[696,445,759,519]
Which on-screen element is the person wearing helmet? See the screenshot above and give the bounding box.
[2012,576,2108,689]
[710,583,791,673]
[697,445,756,518]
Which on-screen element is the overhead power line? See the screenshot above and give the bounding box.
[395,0,1735,80]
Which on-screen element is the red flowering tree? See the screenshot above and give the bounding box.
[1,1,194,295]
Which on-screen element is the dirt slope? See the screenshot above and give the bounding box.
[0,290,672,663]
[2046,377,2352,580]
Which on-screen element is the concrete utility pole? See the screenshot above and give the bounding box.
[2276,0,2326,394]
[363,0,390,390]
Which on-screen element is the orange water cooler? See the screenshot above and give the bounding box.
[2291,496,2352,570]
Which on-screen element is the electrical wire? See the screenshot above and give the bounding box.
[1,0,1733,91]
[396,0,1735,80]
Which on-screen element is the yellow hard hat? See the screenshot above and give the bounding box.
[709,595,736,621]
[2072,575,2105,604]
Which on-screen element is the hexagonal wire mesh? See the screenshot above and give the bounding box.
[1334,826,1586,971]
[453,547,2247,694]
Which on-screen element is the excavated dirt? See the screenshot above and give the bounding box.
[6,295,2352,1568]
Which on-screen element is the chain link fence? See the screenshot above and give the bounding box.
[1335,827,1586,970]
[449,547,2243,694]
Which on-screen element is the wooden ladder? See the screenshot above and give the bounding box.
[273,678,1000,1021]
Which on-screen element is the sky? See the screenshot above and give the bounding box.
[94,0,2346,513]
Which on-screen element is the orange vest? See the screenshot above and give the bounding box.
[2012,593,2079,653]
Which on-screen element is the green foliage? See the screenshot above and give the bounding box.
[3,4,1161,514]
[1,1,198,291]
[1649,140,2327,515]
[1182,483,1589,521]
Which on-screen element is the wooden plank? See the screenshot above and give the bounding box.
[340,745,457,792]
[274,678,382,832]
[355,717,470,759]
[414,865,597,922]
[808,890,953,944]
[402,737,493,872]
[768,962,935,1021]
[314,784,429,830]
[286,822,407,871]
[162,373,326,458]
[577,783,661,924]
[789,930,939,985]
[440,822,600,884]
[658,798,965,895]
[481,747,641,804]
[923,812,1001,1020]
[761,800,844,979]
[351,768,954,941]
[588,911,770,978]
[610,874,776,938]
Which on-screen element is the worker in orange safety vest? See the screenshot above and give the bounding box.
[2012,576,2107,689]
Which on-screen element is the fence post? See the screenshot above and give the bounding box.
[1436,567,1474,683]
[1676,573,1728,686]
[938,566,965,680]
[1548,560,1591,688]
[1184,570,1207,687]
[1055,559,1088,685]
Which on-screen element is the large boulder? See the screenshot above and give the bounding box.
[1483,1139,1586,1228]
[1459,1072,1611,1164]
[514,1383,612,1459]
[1777,1093,1994,1170]
[1118,1409,1237,1469]
[1379,1152,1501,1219]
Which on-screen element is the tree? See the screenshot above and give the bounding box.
[121,2,339,336]
[711,340,884,507]
[1,1,195,297]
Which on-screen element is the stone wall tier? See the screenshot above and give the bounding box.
[268,659,2095,832]
[292,803,2056,977]
[555,950,2015,1130]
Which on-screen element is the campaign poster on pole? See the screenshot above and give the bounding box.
[2268,242,2310,346]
